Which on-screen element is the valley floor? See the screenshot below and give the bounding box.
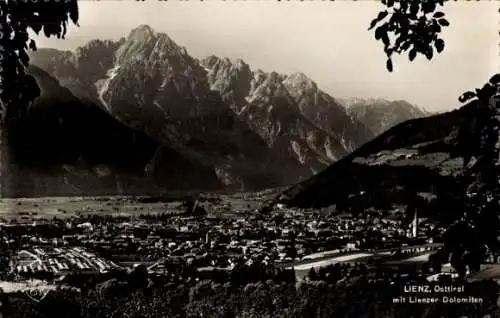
[0,190,277,221]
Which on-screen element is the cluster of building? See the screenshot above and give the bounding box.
[0,204,443,279]
[11,247,120,276]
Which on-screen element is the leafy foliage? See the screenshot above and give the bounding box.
[458,74,500,104]
[369,0,449,72]
[0,0,79,121]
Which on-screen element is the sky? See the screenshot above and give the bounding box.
[33,1,499,113]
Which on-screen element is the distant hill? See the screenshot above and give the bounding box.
[277,97,497,224]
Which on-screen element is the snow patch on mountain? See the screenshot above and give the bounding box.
[160,79,168,88]
[275,121,282,137]
[340,136,354,153]
[324,138,338,161]
[291,140,306,164]
[237,105,249,116]
[96,64,120,112]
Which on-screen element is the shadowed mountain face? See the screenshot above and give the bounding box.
[1,65,224,197]
[278,99,497,224]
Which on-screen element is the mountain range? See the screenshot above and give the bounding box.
[1,25,426,197]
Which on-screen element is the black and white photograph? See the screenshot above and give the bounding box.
[0,0,499,317]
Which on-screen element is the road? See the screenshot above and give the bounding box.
[282,243,443,270]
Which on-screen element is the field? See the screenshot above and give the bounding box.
[0,196,182,220]
[0,188,281,221]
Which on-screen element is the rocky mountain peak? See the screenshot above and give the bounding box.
[251,72,290,101]
[200,55,220,69]
[234,58,249,70]
[283,72,317,94]
[201,56,250,73]
[200,56,253,106]
[128,24,157,41]
[116,25,189,65]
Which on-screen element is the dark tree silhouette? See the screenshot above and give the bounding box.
[369,0,449,72]
[370,0,500,275]
[0,0,79,121]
